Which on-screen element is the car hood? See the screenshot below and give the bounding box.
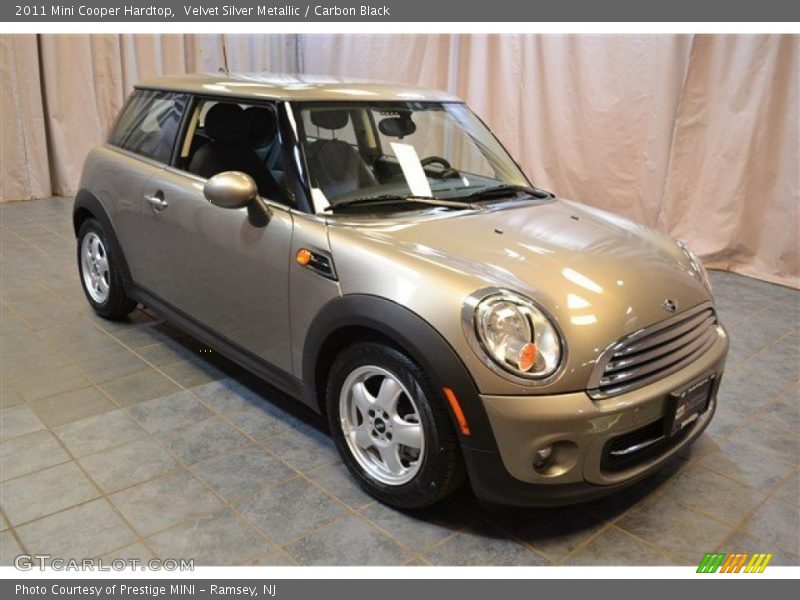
[327,198,712,393]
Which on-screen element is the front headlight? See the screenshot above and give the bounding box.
[472,290,562,379]
[677,240,713,296]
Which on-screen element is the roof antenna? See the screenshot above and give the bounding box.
[219,36,230,74]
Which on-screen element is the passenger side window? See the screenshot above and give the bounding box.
[109,90,188,164]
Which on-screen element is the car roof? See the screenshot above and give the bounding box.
[135,72,463,103]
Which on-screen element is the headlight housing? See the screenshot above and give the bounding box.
[677,240,713,296]
[470,290,563,380]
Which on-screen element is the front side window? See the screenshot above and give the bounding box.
[109,90,188,163]
[175,98,287,204]
[294,101,531,213]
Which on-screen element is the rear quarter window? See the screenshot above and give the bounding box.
[108,89,188,164]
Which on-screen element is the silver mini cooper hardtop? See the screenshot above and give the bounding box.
[75,73,728,508]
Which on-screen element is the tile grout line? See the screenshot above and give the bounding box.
[724,302,800,361]
[713,466,800,557]
[2,294,150,558]
[37,310,419,564]
[6,305,797,563]
[63,311,441,564]
[2,202,799,565]
[2,297,242,560]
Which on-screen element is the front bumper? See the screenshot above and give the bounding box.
[463,325,728,506]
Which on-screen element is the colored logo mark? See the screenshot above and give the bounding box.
[697,552,773,573]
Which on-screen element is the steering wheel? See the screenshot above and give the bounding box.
[420,156,452,170]
[420,155,460,179]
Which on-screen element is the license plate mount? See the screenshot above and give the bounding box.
[665,373,715,437]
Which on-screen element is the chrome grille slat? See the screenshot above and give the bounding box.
[614,309,713,356]
[598,332,717,396]
[599,326,716,386]
[588,302,718,398]
[608,435,665,456]
[605,315,717,373]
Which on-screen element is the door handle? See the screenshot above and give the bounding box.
[144,192,168,211]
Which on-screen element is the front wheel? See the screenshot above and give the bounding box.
[326,342,465,508]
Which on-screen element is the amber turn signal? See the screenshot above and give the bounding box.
[296,248,313,266]
[517,342,537,372]
[443,387,471,436]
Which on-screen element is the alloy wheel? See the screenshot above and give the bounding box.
[339,365,425,485]
[80,232,110,304]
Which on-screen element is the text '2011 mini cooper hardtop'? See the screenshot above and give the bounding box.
[75,73,728,508]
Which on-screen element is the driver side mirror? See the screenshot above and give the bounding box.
[204,171,258,209]
[203,171,271,227]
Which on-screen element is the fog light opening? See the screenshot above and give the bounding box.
[533,444,555,472]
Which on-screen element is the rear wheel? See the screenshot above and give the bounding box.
[326,342,465,508]
[77,219,136,320]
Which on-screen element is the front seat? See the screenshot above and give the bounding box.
[243,106,285,187]
[189,103,282,201]
[304,110,377,198]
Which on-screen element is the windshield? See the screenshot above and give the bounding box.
[293,101,532,212]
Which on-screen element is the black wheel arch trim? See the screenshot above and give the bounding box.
[73,189,133,285]
[302,294,499,452]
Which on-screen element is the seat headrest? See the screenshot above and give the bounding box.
[243,106,278,147]
[310,109,350,131]
[204,103,247,144]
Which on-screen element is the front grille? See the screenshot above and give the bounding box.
[589,303,718,398]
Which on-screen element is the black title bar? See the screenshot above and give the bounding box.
[4,0,800,22]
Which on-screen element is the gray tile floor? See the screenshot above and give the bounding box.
[1,197,798,566]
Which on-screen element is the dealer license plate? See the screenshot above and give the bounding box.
[667,374,715,436]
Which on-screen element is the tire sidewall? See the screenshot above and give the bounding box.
[326,343,460,507]
[76,218,131,318]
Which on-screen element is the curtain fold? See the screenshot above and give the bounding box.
[658,35,799,288]
[38,35,125,195]
[454,34,694,228]
[298,33,798,288]
[299,34,453,90]
[2,33,300,198]
[0,33,797,288]
[0,35,51,201]
[120,34,189,91]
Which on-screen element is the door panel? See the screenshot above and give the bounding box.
[91,150,163,281]
[103,89,189,280]
[137,169,294,373]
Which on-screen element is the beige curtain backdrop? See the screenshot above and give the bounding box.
[1,34,797,288]
[1,34,298,197]
[0,35,51,201]
[658,35,799,287]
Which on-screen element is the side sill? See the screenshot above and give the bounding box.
[127,282,313,409]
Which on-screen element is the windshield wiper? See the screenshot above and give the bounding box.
[453,184,553,203]
[324,194,480,212]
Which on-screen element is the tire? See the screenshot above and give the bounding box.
[326,342,465,509]
[76,218,136,320]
